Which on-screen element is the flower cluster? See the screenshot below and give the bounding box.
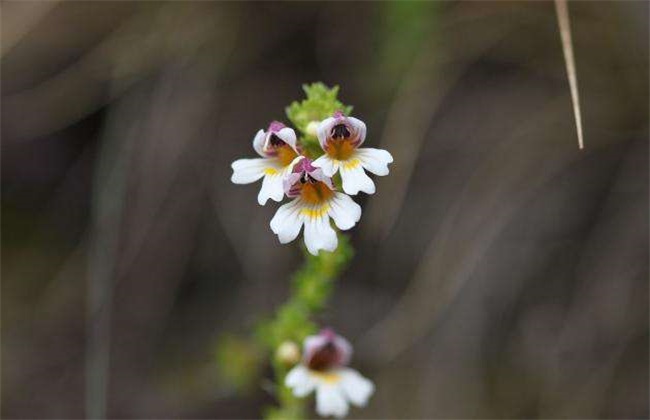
[231,112,393,255]
[285,329,374,418]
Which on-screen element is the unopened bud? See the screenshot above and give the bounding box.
[305,121,320,137]
[275,341,301,365]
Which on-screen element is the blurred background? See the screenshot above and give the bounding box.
[2,1,648,418]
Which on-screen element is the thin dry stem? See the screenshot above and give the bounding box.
[555,0,585,150]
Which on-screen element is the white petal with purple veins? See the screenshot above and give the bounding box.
[252,129,267,157]
[317,116,337,149]
[276,127,298,152]
[346,116,367,147]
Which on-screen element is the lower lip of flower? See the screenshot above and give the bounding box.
[300,181,334,205]
[326,139,356,161]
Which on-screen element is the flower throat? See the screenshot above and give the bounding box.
[300,181,334,204]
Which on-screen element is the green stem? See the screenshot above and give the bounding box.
[256,234,354,419]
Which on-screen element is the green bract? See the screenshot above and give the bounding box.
[286,83,353,136]
[285,83,353,159]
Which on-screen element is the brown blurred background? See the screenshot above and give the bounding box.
[1,1,648,418]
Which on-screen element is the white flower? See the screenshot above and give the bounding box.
[285,329,375,418]
[270,158,361,256]
[312,111,393,195]
[231,121,303,205]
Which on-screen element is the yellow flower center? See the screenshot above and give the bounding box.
[300,181,334,205]
[276,145,298,167]
[300,203,330,220]
[325,139,356,161]
[310,370,341,384]
[342,158,361,170]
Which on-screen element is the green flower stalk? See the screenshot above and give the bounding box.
[257,236,353,419]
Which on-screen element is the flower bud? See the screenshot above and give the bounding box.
[275,341,301,366]
[305,121,320,137]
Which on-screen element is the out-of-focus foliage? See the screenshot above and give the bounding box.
[374,1,439,85]
[1,1,647,419]
[215,334,264,394]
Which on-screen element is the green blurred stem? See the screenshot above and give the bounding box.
[86,111,133,419]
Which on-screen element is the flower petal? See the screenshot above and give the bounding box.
[338,368,375,408]
[333,336,353,366]
[346,116,367,147]
[257,173,285,205]
[328,193,361,231]
[303,212,337,256]
[252,129,267,157]
[303,334,329,360]
[317,116,337,150]
[287,155,306,171]
[316,383,349,418]
[309,168,335,190]
[312,155,339,177]
[285,365,317,398]
[356,148,393,176]
[231,158,270,184]
[270,199,304,244]
[340,163,376,195]
[276,127,299,152]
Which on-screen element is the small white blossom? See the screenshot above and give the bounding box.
[231,121,302,205]
[312,111,393,195]
[270,158,361,256]
[285,329,374,418]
